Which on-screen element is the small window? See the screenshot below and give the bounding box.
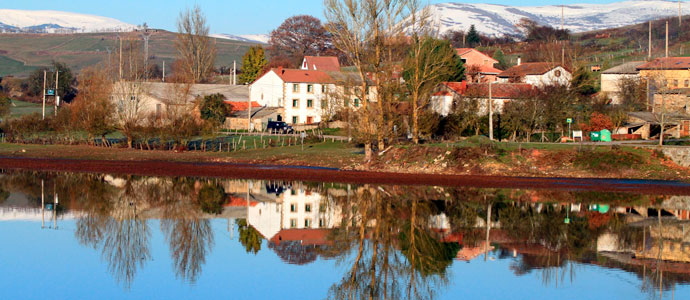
[307,84,313,93]
[321,100,327,109]
[674,79,679,87]
[322,85,327,93]
[305,204,312,212]
[663,80,668,87]
[290,203,297,212]
[319,203,326,213]
[318,218,325,228]
[130,95,137,101]
[292,99,299,108]
[304,218,311,228]
[307,99,313,108]
[292,116,298,124]
[291,189,297,196]
[344,99,350,107]
[354,99,360,107]
[293,84,299,93]
[290,219,297,228]
[554,70,562,77]
[685,80,689,88]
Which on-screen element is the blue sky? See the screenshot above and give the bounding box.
[4,1,636,34]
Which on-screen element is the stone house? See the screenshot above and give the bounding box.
[600,61,645,105]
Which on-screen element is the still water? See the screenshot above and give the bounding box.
[0,170,688,300]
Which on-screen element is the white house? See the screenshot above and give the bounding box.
[600,61,645,105]
[497,62,571,86]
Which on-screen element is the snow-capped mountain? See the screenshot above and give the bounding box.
[0,9,136,33]
[211,33,269,44]
[427,0,685,37]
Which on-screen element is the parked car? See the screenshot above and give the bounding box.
[266,121,294,134]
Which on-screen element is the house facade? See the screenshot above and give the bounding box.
[498,62,571,86]
[431,81,536,116]
[638,57,690,90]
[600,61,645,105]
[456,48,502,83]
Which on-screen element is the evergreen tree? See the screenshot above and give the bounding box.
[492,49,509,70]
[239,45,268,84]
[466,25,481,47]
[199,93,229,125]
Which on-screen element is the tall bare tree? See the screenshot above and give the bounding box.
[175,5,216,83]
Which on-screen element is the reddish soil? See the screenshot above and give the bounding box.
[1,156,689,195]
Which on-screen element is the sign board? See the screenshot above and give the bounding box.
[46,89,55,96]
[566,118,572,124]
[573,130,583,139]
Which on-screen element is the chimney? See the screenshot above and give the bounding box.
[517,56,521,66]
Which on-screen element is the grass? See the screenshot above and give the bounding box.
[0,55,36,77]
[9,99,43,118]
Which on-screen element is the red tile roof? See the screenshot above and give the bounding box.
[456,48,497,63]
[637,57,690,70]
[224,196,258,207]
[225,101,261,112]
[440,81,467,95]
[465,83,537,99]
[468,64,503,74]
[273,68,334,83]
[302,56,341,72]
[498,62,564,78]
[269,229,331,246]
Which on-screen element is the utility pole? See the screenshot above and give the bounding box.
[649,21,652,60]
[162,60,166,82]
[488,80,493,141]
[561,5,565,30]
[680,0,683,27]
[42,71,46,120]
[118,34,123,80]
[248,91,252,132]
[666,21,669,58]
[140,30,152,80]
[54,70,59,117]
[233,60,237,85]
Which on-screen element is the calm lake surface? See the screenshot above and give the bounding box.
[0,170,688,300]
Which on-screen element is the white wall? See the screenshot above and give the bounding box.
[250,70,284,107]
[601,73,640,105]
[430,95,453,116]
[283,83,332,124]
[524,67,572,86]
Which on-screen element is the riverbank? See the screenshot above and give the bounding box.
[0,139,687,182]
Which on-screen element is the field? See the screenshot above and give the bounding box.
[8,99,43,118]
[0,31,256,77]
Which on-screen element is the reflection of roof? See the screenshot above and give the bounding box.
[602,61,645,74]
[456,242,493,261]
[302,56,341,72]
[637,57,690,70]
[224,196,258,207]
[498,62,564,77]
[269,228,331,246]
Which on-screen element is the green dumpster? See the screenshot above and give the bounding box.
[590,131,601,142]
[600,129,612,142]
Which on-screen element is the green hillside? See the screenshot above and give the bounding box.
[0,30,256,77]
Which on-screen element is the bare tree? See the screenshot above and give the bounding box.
[175,5,216,83]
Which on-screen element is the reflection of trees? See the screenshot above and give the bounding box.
[269,242,320,265]
[236,219,263,255]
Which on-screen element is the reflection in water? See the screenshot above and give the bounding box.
[0,170,689,299]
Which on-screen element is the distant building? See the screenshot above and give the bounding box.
[431,81,536,116]
[456,48,502,83]
[637,57,690,90]
[600,61,645,105]
[497,62,571,86]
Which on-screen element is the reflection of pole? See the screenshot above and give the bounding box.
[41,180,45,229]
[42,71,46,120]
[53,182,58,230]
[54,70,59,116]
[230,218,234,240]
[484,202,491,262]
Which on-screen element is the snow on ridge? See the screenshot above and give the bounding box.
[211,33,268,44]
[0,9,136,33]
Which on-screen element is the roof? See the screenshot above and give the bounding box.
[464,83,537,99]
[272,68,334,83]
[231,106,283,119]
[133,82,249,103]
[637,57,690,70]
[225,101,261,112]
[456,48,498,63]
[224,196,258,207]
[302,56,341,72]
[498,62,565,78]
[468,64,503,74]
[628,111,690,124]
[438,81,467,95]
[602,61,645,74]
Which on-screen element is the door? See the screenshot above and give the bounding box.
[307,116,313,124]
[684,121,690,137]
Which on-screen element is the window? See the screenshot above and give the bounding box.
[554,70,562,77]
[663,80,668,87]
[685,80,689,88]
[304,218,312,228]
[293,84,299,93]
[290,203,297,212]
[307,84,314,93]
[305,204,312,212]
[290,219,297,228]
[674,80,679,87]
[292,99,299,108]
[344,99,350,107]
[319,203,326,213]
[321,100,327,109]
[319,218,325,228]
[292,116,298,124]
[130,95,137,101]
[307,99,314,108]
[322,85,327,93]
[354,99,360,107]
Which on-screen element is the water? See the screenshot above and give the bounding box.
[0,170,688,300]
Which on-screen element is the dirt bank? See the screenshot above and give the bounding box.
[1,156,690,195]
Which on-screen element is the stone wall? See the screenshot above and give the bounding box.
[662,147,690,167]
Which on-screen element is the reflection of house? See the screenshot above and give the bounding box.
[498,62,571,86]
[456,48,502,83]
[600,61,645,105]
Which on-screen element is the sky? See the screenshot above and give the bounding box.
[0,0,656,34]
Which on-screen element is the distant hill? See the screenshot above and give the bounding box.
[0,30,256,77]
[211,33,269,44]
[0,9,136,33]
[426,1,685,37]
